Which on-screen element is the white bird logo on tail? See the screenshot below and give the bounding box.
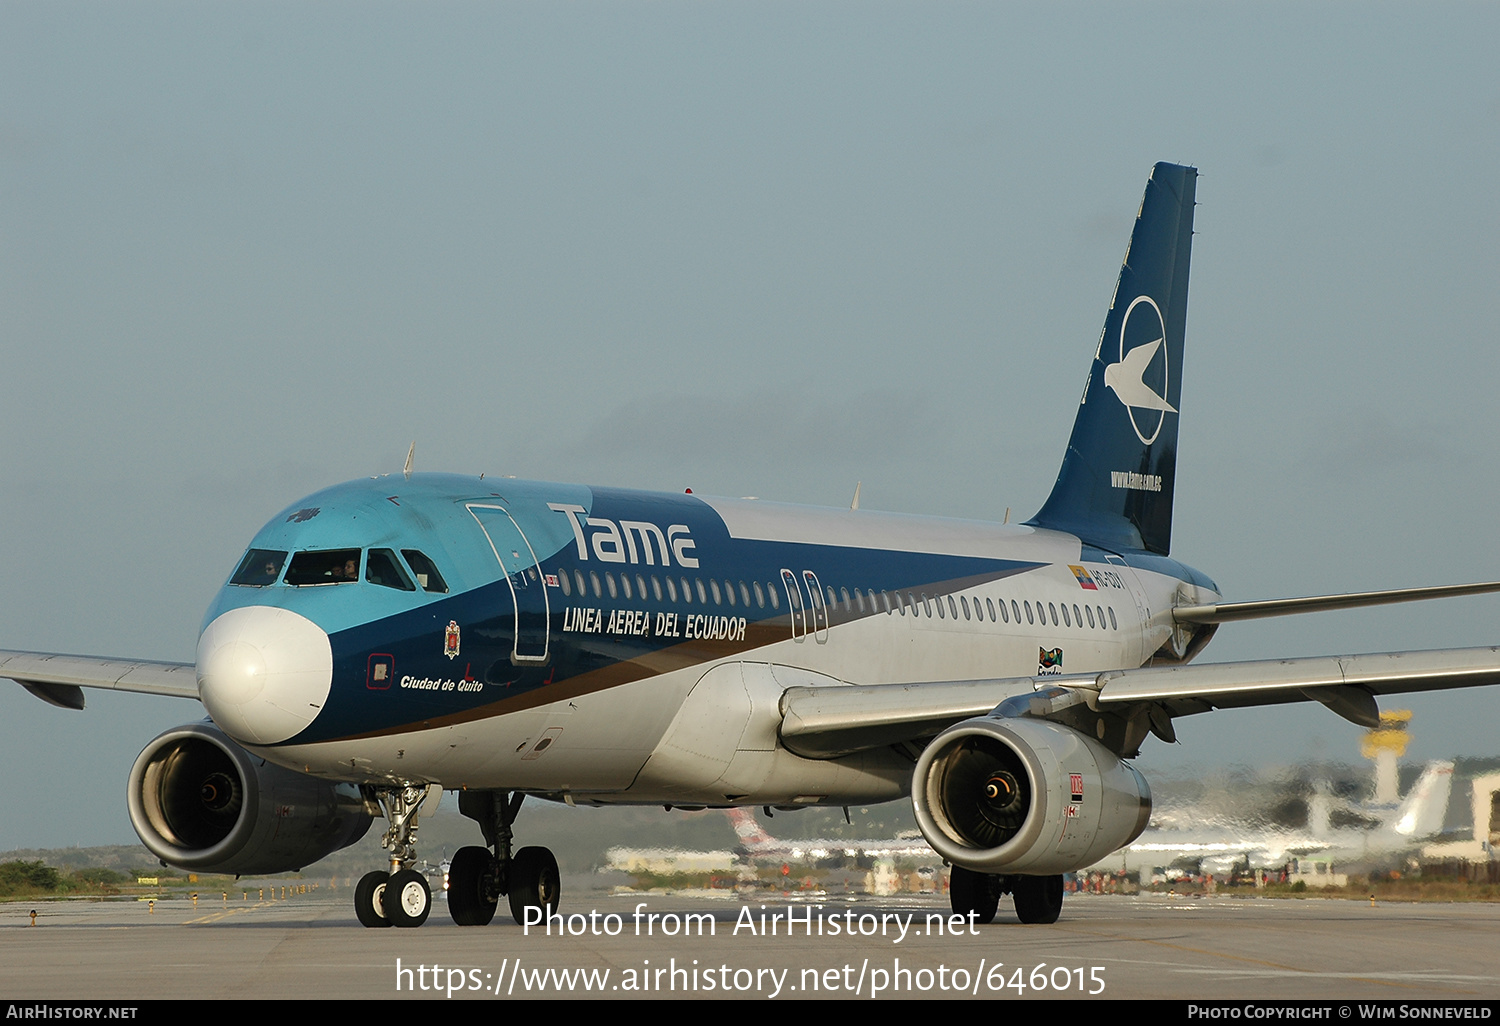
[1105,295,1175,444]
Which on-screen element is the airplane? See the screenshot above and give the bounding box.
[6,161,1500,930]
[724,807,938,865]
[1120,760,1455,878]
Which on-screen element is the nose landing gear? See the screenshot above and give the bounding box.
[354,784,436,929]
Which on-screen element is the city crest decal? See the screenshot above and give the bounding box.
[1038,647,1063,675]
[444,620,461,660]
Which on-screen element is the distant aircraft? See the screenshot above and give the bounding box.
[6,162,1500,930]
[725,808,937,864]
[1122,760,1455,878]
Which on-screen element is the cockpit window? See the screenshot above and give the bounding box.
[285,549,362,586]
[230,549,288,587]
[366,549,416,591]
[401,550,449,593]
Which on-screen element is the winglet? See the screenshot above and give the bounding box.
[403,442,415,481]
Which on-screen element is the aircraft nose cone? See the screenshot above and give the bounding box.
[197,607,333,745]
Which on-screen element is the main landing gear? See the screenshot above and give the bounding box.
[448,790,560,927]
[948,867,1065,925]
[355,784,438,929]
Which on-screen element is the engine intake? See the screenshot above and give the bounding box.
[912,715,1151,875]
[128,722,372,875]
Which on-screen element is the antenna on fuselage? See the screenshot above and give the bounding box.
[403,442,415,481]
[850,481,862,510]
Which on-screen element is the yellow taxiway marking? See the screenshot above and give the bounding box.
[184,901,276,925]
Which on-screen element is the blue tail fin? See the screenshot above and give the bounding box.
[1027,162,1196,555]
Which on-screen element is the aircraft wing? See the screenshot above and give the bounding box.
[779,646,1500,759]
[0,649,199,709]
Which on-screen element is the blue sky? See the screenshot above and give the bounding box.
[3,2,1498,847]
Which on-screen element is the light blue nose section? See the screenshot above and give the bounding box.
[197,607,333,745]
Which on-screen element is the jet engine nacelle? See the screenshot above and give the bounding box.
[128,722,372,875]
[911,716,1151,875]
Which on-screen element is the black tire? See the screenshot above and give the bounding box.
[355,871,391,929]
[384,868,432,928]
[1013,874,1065,925]
[948,865,1000,925]
[508,846,560,926]
[449,845,500,926]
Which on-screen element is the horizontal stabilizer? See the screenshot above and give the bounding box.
[1173,580,1500,623]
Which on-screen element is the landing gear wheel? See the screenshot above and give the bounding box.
[508,846,560,926]
[355,871,391,928]
[948,866,1000,925]
[449,845,500,926]
[1013,874,1064,924]
[384,869,432,928]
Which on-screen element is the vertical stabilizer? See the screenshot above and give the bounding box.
[1028,163,1196,554]
[1392,761,1454,839]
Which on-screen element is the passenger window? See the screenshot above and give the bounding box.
[401,550,450,594]
[1048,602,1058,626]
[652,576,663,601]
[1024,601,1034,625]
[590,571,602,598]
[1073,603,1083,627]
[1109,607,1118,630]
[695,579,708,604]
[620,574,633,599]
[637,574,648,599]
[740,582,751,607]
[366,549,416,591]
[230,548,288,587]
[1061,604,1071,627]
[1086,605,1096,629]
[753,581,765,608]
[710,579,722,605]
[986,597,996,622]
[606,573,618,599]
[286,549,362,586]
[558,570,572,597]
[666,577,678,602]
[854,589,864,613]
[681,577,693,603]
[768,584,780,610]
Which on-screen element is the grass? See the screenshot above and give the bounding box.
[0,859,246,901]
